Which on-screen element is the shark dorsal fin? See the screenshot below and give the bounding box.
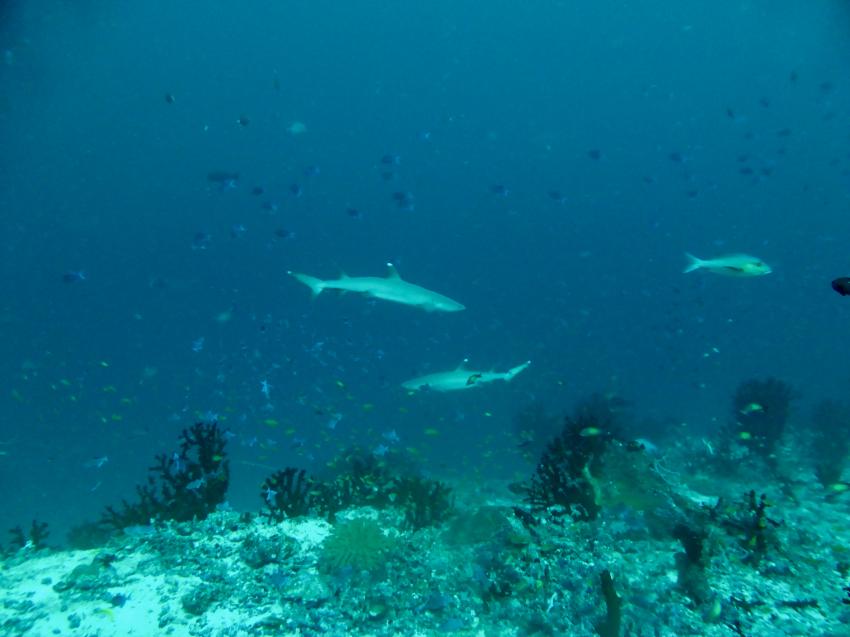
[455,358,469,371]
[386,262,402,279]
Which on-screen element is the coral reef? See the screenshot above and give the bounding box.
[10,385,850,635]
[319,517,395,575]
[259,449,454,529]
[442,506,514,546]
[102,421,230,528]
[239,531,297,569]
[7,520,50,551]
[525,394,622,520]
[334,451,398,508]
[672,522,711,604]
[596,570,622,637]
[260,467,316,522]
[394,476,454,530]
[740,490,781,566]
[729,377,794,464]
[3,440,849,637]
[595,440,670,514]
[66,521,113,550]
[809,399,850,487]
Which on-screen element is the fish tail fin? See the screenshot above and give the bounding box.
[683,253,703,274]
[289,271,325,298]
[505,361,531,382]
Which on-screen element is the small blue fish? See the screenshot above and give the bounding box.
[327,413,342,429]
[548,190,567,204]
[84,456,109,469]
[111,593,130,608]
[392,191,414,211]
[207,171,239,185]
[62,270,87,283]
[191,232,212,251]
[186,477,206,491]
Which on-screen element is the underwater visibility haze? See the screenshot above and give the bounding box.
[2,1,850,635]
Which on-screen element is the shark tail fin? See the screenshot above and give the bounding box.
[289,271,326,298]
[683,253,703,274]
[505,361,531,382]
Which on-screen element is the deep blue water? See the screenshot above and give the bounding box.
[1,0,849,540]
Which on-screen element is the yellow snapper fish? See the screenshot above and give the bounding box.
[683,253,771,277]
[739,402,764,415]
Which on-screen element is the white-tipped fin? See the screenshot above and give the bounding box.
[289,271,326,298]
[455,358,469,371]
[505,360,531,381]
[683,253,704,274]
[386,262,402,279]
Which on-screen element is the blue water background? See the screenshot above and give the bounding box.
[1,1,849,539]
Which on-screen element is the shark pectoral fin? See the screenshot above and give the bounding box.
[385,262,402,279]
[466,373,483,386]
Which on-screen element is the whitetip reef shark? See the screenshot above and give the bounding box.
[402,359,531,392]
[288,263,465,312]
